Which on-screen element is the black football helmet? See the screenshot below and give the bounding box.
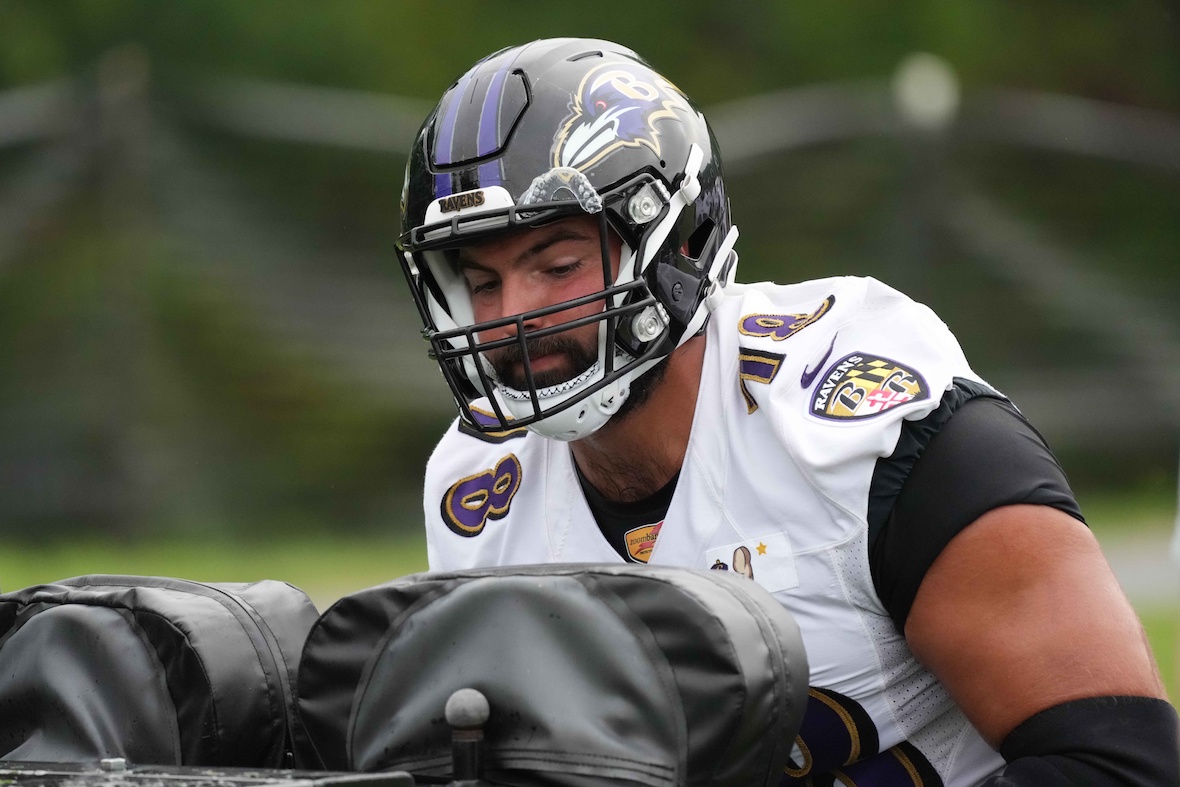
[398,38,738,440]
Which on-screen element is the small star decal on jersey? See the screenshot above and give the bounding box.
[757,542,767,555]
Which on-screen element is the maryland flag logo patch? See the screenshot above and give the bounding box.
[810,353,928,420]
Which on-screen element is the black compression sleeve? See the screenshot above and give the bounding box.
[982,696,1180,786]
[868,381,1084,630]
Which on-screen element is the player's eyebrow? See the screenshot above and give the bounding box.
[458,225,597,272]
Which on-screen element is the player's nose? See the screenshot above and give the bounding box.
[496,279,547,332]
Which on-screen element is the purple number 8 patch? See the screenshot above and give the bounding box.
[441,454,523,537]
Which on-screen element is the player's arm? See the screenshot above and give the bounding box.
[869,388,1178,785]
[906,503,1177,785]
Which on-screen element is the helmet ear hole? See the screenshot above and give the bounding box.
[653,264,704,329]
[683,218,717,263]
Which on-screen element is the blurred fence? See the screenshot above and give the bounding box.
[1,47,1177,537]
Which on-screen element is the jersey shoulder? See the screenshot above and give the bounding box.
[715,276,979,424]
[719,275,957,347]
[707,277,987,517]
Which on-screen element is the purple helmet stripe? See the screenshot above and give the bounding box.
[433,72,473,197]
[475,65,509,188]
[477,66,509,158]
[434,171,452,199]
[477,161,501,188]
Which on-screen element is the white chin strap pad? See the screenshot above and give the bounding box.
[505,375,627,442]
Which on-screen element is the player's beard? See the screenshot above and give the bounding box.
[487,333,597,391]
[487,329,670,421]
[611,354,667,422]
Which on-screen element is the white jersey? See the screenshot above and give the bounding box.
[422,276,1005,786]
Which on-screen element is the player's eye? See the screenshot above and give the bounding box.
[547,260,584,278]
[466,276,498,295]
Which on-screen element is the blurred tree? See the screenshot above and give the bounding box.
[0,0,1176,539]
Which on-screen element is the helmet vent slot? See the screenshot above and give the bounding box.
[567,50,605,62]
[684,218,717,262]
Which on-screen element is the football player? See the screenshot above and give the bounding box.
[398,38,1178,785]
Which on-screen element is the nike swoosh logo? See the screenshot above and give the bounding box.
[800,334,838,389]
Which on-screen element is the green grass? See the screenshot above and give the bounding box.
[1078,485,1177,538]
[0,532,430,611]
[1081,491,1178,701]
[2,522,1176,702]
[1138,605,1178,703]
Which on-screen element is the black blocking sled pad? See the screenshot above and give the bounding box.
[0,575,320,766]
[295,564,810,787]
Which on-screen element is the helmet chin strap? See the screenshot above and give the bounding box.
[683,224,740,341]
[612,144,705,303]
